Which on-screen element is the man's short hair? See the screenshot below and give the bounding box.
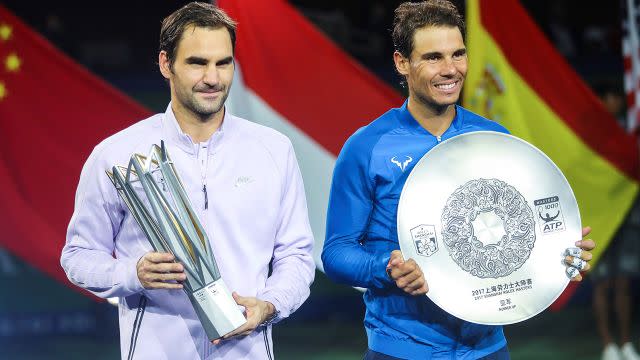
[392,0,465,58]
[160,2,237,70]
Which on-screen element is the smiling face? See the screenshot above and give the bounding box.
[395,25,467,114]
[159,25,234,123]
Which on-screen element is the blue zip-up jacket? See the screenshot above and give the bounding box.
[322,101,510,360]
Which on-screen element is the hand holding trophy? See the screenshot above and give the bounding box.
[107,141,246,340]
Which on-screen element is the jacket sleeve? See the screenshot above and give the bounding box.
[60,146,144,299]
[257,141,315,322]
[321,133,394,289]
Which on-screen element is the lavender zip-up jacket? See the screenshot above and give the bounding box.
[61,104,315,359]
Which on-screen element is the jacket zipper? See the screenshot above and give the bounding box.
[202,184,208,209]
[198,143,209,210]
[263,327,273,360]
[127,295,147,360]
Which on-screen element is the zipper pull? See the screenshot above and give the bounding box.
[436,135,442,143]
[203,184,208,210]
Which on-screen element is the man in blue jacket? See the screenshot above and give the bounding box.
[322,1,595,359]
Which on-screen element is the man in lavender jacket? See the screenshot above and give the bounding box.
[60,3,315,359]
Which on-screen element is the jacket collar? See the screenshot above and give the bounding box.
[397,99,463,136]
[161,102,231,155]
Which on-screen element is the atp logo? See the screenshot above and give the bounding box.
[534,196,566,234]
[391,155,413,172]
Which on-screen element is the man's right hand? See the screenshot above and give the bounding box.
[137,252,186,289]
[386,250,428,296]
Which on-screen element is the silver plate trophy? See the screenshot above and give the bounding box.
[107,141,246,340]
[397,131,581,325]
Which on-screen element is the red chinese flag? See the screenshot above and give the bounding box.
[0,5,150,287]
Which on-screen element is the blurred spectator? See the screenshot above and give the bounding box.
[547,2,577,58]
[297,6,351,50]
[348,1,386,62]
[583,25,611,54]
[591,82,640,360]
[43,13,64,42]
[0,248,18,276]
[41,12,74,57]
[596,82,626,122]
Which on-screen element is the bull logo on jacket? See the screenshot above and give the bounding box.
[391,155,413,172]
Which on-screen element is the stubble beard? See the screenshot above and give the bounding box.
[184,85,231,122]
[412,82,461,115]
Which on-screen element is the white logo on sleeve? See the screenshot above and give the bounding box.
[391,156,413,172]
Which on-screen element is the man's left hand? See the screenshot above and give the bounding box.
[211,292,275,345]
[564,226,595,282]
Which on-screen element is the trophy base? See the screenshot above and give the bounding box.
[190,279,247,341]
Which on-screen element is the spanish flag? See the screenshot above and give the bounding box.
[463,0,639,306]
